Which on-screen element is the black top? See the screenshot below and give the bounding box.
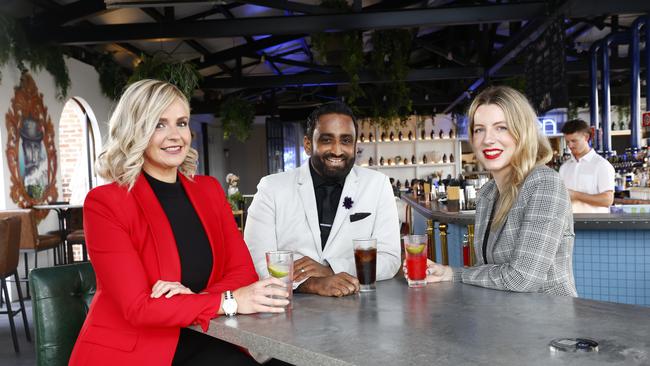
[482,202,498,264]
[309,163,345,249]
[144,172,213,293]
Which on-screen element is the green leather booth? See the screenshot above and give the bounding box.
[29,262,95,366]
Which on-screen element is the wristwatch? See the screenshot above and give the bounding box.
[223,290,238,317]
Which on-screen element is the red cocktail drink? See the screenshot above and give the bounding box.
[403,234,428,287]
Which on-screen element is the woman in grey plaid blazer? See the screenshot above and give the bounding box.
[409,86,577,296]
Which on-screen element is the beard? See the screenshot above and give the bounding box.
[310,152,355,181]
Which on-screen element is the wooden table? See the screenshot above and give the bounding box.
[32,203,82,264]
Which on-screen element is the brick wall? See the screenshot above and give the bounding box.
[58,101,84,202]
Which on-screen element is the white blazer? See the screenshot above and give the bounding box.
[244,164,401,282]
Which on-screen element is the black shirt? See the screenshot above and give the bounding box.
[144,172,213,293]
[309,163,345,249]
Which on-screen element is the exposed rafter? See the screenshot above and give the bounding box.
[196,35,305,69]
[34,3,552,44]
[29,0,110,26]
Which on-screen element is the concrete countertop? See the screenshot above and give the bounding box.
[195,278,650,366]
[401,195,650,230]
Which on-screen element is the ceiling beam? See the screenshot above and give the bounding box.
[30,0,110,26]
[37,0,650,45]
[196,34,305,69]
[443,1,570,113]
[202,68,487,89]
[201,57,644,89]
[413,39,472,67]
[34,2,552,44]
[234,1,338,15]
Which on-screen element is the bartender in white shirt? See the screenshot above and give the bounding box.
[559,119,615,213]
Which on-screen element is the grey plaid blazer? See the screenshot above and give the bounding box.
[454,165,577,296]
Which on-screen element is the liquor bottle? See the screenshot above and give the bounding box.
[379,156,385,166]
[408,131,413,140]
[368,157,374,166]
[404,179,410,189]
[421,129,425,140]
[381,132,386,141]
[430,129,435,140]
[442,153,448,163]
[439,130,444,139]
[449,153,455,163]
[396,180,402,189]
[398,131,403,141]
[449,129,455,139]
[389,131,395,141]
[411,155,416,164]
[423,154,428,164]
[360,133,365,142]
[387,158,393,165]
[369,132,374,142]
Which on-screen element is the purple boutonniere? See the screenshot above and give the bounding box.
[343,196,354,209]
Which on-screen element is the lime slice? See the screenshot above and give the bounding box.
[405,244,426,255]
[268,264,289,278]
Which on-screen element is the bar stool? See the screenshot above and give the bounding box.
[0,210,62,295]
[0,215,32,353]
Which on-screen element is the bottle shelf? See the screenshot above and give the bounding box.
[355,115,462,181]
[358,138,457,144]
[361,163,456,169]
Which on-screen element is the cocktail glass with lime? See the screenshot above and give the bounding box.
[403,234,428,287]
[265,250,293,308]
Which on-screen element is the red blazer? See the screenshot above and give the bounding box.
[69,174,258,365]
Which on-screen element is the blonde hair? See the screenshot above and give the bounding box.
[468,86,552,227]
[96,79,198,189]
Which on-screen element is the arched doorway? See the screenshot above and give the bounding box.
[57,97,102,204]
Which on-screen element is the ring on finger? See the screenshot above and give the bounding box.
[300,268,306,273]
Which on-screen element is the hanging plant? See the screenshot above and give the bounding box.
[96,52,129,100]
[128,53,202,101]
[0,14,12,83]
[567,100,579,121]
[219,96,255,142]
[310,0,365,106]
[368,29,414,128]
[0,13,70,100]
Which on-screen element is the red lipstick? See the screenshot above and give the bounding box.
[483,149,503,160]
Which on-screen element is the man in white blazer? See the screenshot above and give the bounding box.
[245,102,401,297]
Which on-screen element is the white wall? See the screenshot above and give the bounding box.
[1,57,113,281]
[1,57,113,227]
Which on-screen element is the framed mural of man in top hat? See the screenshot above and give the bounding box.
[20,117,48,198]
[5,73,58,221]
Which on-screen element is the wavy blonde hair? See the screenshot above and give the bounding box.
[468,86,552,227]
[96,79,198,189]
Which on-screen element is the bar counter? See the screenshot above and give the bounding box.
[401,195,650,306]
[196,278,650,366]
[401,195,650,230]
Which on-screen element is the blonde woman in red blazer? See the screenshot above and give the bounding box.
[69,80,289,366]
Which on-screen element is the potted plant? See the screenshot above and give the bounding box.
[367,29,414,129]
[128,53,201,101]
[96,52,129,100]
[310,0,365,106]
[219,96,255,142]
